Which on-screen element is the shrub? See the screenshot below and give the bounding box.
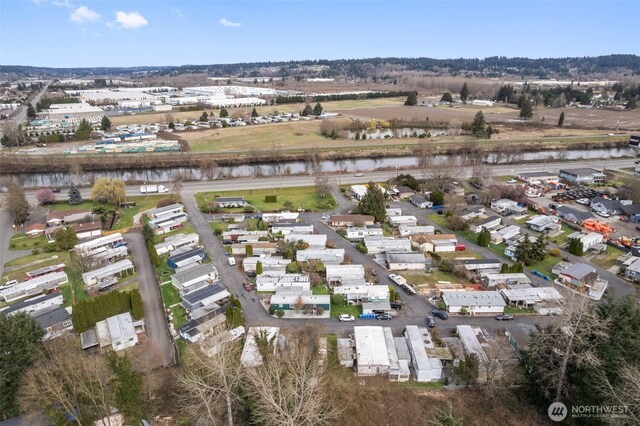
[265,195,277,203]
[356,242,368,254]
[268,305,276,315]
[316,307,324,315]
[276,310,285,318]
[331,294,344,305]
[31,248,40,255]
[43,243,57,252]
[548,248,561,257]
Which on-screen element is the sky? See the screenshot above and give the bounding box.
[1,0,639,68]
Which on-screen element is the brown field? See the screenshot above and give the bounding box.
[110,97,405,127]
[344,104,640,131]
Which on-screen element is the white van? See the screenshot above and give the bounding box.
[227,257,236,266]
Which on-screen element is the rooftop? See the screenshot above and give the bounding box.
[442,291,507,307]
[354,326,390,368]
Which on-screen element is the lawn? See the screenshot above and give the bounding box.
[426,213,449,228]
[487,243,510,260]
[171,305,188,329]
[437,251,483,260]
[589,245,626,270]
[160,283,181,308]
[312,284,330,295]
[401,270,469,286]
[330,303,363,318]
[195,186,337,212]
[209,221,230,235]
[47,195,171,230]
[504,306,536,314]
[548,224,575,246]
[528,255,563,278]
[4,251,71,283]
[9,234,48,250]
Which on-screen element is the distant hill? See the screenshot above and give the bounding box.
[1,55,638,79]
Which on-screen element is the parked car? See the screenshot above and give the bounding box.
[376,313,392,321]
[354,172,364,177]
[338,314,355,322]
[432,309,448,320]
[495,313,514,321]
[426,315,436,328]
[51,187,61,193]
[596,211,610,218]
[506,179,517,184]
[576,198,590,206]
[0,279,18,290]
[390,301,402,310]
[243,283,253,292]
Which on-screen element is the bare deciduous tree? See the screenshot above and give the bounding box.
[175,343,245,426]
[525,295,610,403]
[314,172,332,199]
[594,361,640,424]
[247,329,340,426]
[170,172,184,199]
[199,158,219,181]
[19,339,115,426]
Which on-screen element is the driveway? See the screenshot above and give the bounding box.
[125,231,176,367]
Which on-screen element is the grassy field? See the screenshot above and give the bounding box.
[528,255,563,278]
[209,221,230,235]
[330,303,362,318]
[9,234,48,250]
[589,245,626,270]
[549,224,575,246]
[4,251,71,282]
[160,283,181,308]
[171,305,188,329]
[312,284,330,295]
[47,195,170,230]
[487,243,510,259]
[196,186,337,212]
[426,213,449,227]
[400,270,467,286]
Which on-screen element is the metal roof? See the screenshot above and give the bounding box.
[442,291,506,307]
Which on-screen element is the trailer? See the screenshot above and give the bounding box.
[140,184,169,194]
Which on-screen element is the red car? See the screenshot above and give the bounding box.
[243,283,253,292]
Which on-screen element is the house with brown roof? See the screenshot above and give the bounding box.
[330,214,375,227]
[46,209,93,227]
[25,223,46,237]
[71,221,103,240]
[411,234,459,253]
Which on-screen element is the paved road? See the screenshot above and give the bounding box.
[125,231,175,367]
[15,158,640,203]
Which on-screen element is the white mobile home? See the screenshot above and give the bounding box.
[171,263,218,292]
[364,236,412,254]
[295,249,345,265]
[243,256,291,274]
[388,216,418,227]
[284,234,327,250]
[354,326,391,376]
[255,273,311,292]
[326,264,365,284]
[347,226,384,241]
[154,233,199,256]
[442,291,506,315]
[404,325,443,382]
[398,225,435,237]
[481,273,531,287]
[146,203,185,220]
[82,259,135,287]
[386,252,427,271]
[0,272,69,303]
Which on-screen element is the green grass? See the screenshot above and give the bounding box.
[155,226,196,244]
[589,245,626,270]
[9,234,48,250]
[548,224,575,246]
[395,380,445,389]
[47,195,172,230]
[195,186,337,213]
[504,306,536,314]
[487,243,510,260]
[176,339,187,358]
[325,333,338,368]
[511,215,532,225]
[4,251,72,283]
[426,213,449,228]
[171,305,188,329]
[209,221,230,235]
[161,283,182,308]
[312,284,330,295]
[528,255,563,278]
[330,303,362,318]
[118,281,140,292]
[400,270,468,286]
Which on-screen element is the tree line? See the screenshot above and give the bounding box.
[275,90,415,104]
[72,289,144,333]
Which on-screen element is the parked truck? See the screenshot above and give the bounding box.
[140,185,169,194]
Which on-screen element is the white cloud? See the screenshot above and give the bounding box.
[69,6,100,24]
[219,18,241,28]
[114,11,149,29]
[52,0,73,8]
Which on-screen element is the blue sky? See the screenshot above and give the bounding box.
[1,0,638,67]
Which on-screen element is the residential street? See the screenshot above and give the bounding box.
[125,231,176,367]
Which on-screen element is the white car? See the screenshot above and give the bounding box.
[506,179,517,184]
[596,211,610,218]
[354,172,364,177]
[576,198,591,206]
[338,314,355,322]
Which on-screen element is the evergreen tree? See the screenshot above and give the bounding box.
[626,97,637,110]
[440,92,453,103]
[0,313,44,418]
[471,111,486,138]
[429,190,445,206]
[313,102,323,116]
[108,353,144,424]
[26,103,37,120]
[404,92,418,106]
[568,238,584,256]
[515,234,534,265]
[168,121,175,130]
[356,182,387,222]
[251,107,259,118]
[486,125,493,139]
[531,234,549,262]
[68,184,83,205]
[477,229,491,247]
[199,111,208,122]
[142,223,155,243]
[519,95,533,119]
[245,244,254,257]
[219,108,229,118]
[55,226,78,250]
[77,118,92,132]
[130,290,144,320]
[301,104,313,116]
[100,115,112,131]
[256,260,263,275]
[460,82,470,103]
[500,263,510,273]
[557,111,565,127]
[147,240,160,267]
